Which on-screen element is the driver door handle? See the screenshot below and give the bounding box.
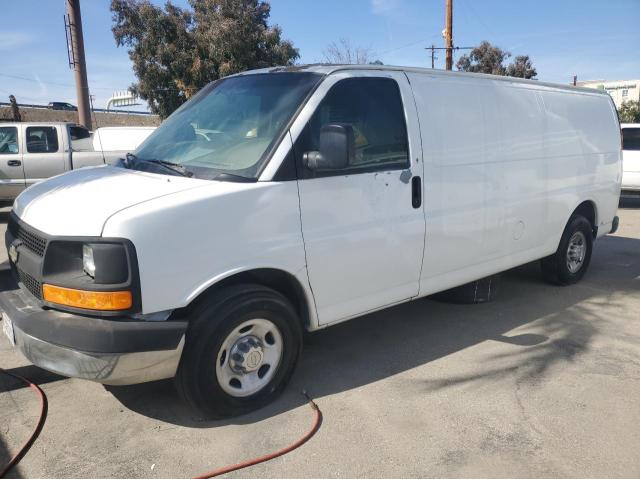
[7,160,21,167]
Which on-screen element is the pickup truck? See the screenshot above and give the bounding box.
[0,122,153,203]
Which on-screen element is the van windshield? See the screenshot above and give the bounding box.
[133,72,322,180]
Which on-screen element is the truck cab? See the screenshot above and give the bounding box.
[0,122,129,202]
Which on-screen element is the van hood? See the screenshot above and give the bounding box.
[13,166,209,236]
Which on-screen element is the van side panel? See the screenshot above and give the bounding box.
[408,72,621,297]
[407,73,509,293]
[540,91,621,239]
[494,85,550,256]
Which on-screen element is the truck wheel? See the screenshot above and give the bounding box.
[541,215,593,285]
[176,284,302,419]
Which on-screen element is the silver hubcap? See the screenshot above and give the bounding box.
[216,318,283,397]
[566,231,587,274]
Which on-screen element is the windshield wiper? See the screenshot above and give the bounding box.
[123,153,192,177]
[213,172,257,183]
[146,159,193,177]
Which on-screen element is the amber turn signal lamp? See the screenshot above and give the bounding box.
[43,284,133,311]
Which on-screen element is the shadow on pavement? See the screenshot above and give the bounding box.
[106,234,640,428]
[0,366,66,393]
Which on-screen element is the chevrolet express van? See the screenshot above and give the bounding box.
[0,65,622,418]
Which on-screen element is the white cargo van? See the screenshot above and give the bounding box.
[0,65,621,418]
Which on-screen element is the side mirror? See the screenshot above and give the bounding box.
[303,124,355,171]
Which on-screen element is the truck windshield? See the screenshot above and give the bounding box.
[133,72,322,180]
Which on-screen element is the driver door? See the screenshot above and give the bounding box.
[294,71,425,325]
[0,125,25,200]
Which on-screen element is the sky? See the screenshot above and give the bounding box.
[0,0,638,110]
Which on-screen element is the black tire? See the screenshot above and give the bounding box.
[176,284,302,419]
[541,215,593,285]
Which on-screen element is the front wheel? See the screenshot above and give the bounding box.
[176,284,302,419]
[541,215,593,285]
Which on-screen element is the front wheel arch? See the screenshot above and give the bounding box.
[172,268,315,332]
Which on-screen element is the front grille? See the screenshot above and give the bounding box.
[17,267,43,300]
[8,215,47,256]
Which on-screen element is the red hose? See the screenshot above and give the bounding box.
[193,391,323,479]
[0,370,319,479]
[0,368,48,479]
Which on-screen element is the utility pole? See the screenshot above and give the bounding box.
[444,0,453,70]
[65,0,92,130]
[429,45,436,69]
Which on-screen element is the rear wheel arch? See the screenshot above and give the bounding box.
[571,200,598,237]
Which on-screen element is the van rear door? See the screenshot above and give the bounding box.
[0,125,26,200]
[295,71,425,325]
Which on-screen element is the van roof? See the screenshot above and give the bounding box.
[233,63,610,97]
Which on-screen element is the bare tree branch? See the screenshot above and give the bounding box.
[323,38,373,64]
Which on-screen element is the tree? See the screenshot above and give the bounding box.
[618,100,640,123]
[456,40,537,79]
[505,55,537,79]
[111,0,299,118]
[323,38,380,65]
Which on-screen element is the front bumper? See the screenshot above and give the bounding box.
[0,285,187,385]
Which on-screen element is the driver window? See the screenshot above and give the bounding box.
[296,77,409,178]
[0,127,19,154]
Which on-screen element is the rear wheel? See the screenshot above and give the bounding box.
[176,284,302,419]
[541,215,593,285]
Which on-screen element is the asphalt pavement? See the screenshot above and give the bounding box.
[1,203,639,478]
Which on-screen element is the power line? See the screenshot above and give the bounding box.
[0,87,51,104]
[0,73,114,91]
[373,39,431,56]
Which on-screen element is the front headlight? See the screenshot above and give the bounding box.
[80,243,130,284]
[83,244,96,278]
[42,239,139,313]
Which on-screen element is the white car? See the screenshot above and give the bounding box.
[621,123,640,196]
[0,65,621,418]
